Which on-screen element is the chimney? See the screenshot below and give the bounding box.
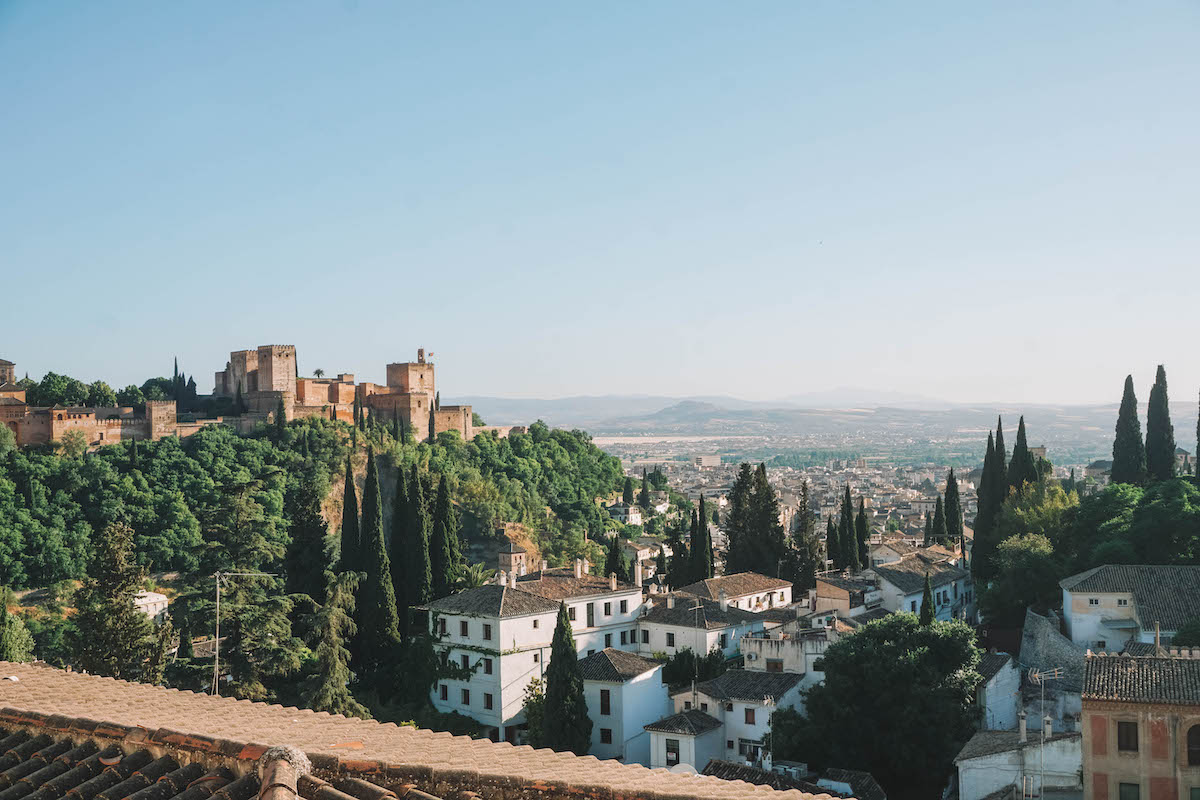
[1155,620,1164,654]
[1043,715,1053,739]
[609,572,617,591]
[573,559,582,579]
[541,559,548,572]
[497,570,507,586]
[1018,711,1027,743]
[648,582,657,595]
[719,590,729,612]
[509,570,517,589]
[667,594,676,609]
[583,560,590,575]
[635,563,643,588]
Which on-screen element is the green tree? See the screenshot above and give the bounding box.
[521,677,548,748]
[722,463,755,573]
[690,497,713,582]
[1146,364,1176,481]
[668,521,689,586]
[397,465,432,636]
[854,497,869,567]
[1172,617,1200,647]
[339,456,360,571]
[918,573,934,625]
[791,482,821,591]
[542,603,592,754]
[839,485,858,572]
[274,397,288,440]
[59,429,88,459]
[973,426,1007,582]
[116,384,145,407]
[355,448,400,667]
[622,477,634,506]
[302,571,369,717]
[604,533,629,583]
[931,496,948,545]
[826,515,840,570]
[923,512,933,547]
[979,533,1061,627]
[778,614,981,800]
[637,469,650,509]
[0,590,34,662]
[284,466,331,602]
[1008,416,1037,496]
[85,381,117,408]
[1111,375,1147,485]
[944,469,963,549]
[27,372,88,407]
[430,474,461,599]
[68,521,154,680]
[660,645,727,689]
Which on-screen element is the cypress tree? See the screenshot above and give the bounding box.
[430,474,460,599]
[924,512,933,547]
[931,496,948,545]
[406,465,432,607]
[1111,375,1147,485]
[355,447,400,667]
[993,417,1008,499]
[604,534,628,583]
[400,416,408,444]
[392,408,401,442]
[622,477,634,506]
[972,431,998,582]
[339,456,360,572]
[274,396,287,440]
[839,486,858,572]
[918,573,934,626]
[655,546,667,576]
[748,464,787,577]
[854,497,869,568]
[542,603,593,754]
[1145,364,1176,481]
[694,495,713,581]
[669,519,689,586]
[826,515,840,570]
[390,465,411,635]
[1007,416,1037,496]
[944,469,963,547]
[284,466,331,602]
[723,463,755,574]
[638,469,650,509]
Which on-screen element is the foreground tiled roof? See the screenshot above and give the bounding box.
[1059,565,1200,632]
[675,670,803,703]
[954,729,1081,762]
[642,710,722,736]
[0,662,841,800]
[423,584,559,618]
[1082,654,1200,705]
[676,573,792,601]
[577,649,661,683]
[640,596,763,630]
[516,568,636,600]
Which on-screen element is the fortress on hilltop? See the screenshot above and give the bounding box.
[2,347,520,449]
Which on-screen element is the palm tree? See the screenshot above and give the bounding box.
[456,562,495,591]
[313,369,325,379]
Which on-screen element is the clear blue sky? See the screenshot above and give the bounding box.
[2,2,1198,405]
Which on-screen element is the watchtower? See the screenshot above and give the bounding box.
[0,359,14,385]
[256,345,297,394]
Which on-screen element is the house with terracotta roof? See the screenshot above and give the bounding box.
[636,593,766,660]
[975,651,1020,732]
[1081,650,1200,799]
[1060,564,1200,651]
[954,713,1081,800]
[674,572,793,611]
[872,551,974,622]
[643,709,724,770]
[578,648,669,765]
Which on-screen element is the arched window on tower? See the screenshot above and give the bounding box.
[1188,724,1200,766]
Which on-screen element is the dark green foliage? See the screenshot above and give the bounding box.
[789,482,821,591]
[604,533,629,583]
[430,474,461,599]
[637,469,650,509]
[339,456,360,572]
[918,573,934,625]
[725,464,788,577]
[389,465,411,635]
[1112,375,1147,485]
[826,515,839,569]
[690,497,713,582]
[923,512,933,547]
[542,603,592,754]
[0,590,33,662]
[839,486,858,572]
[1146,365,1176,481]
[355,448,400,667]
[86,380,117,408]
[404,465,432,611]
[722,463,754,572]
[660,645,727,689]
[25,372,88,407]
[274,397,287,440]
[141,619,174,686]
[944,469,963,547]
[655,546,666,576]
[1173,617,1200,647]
[67,521,155,680]
[972,422,1008,583]
[1008,416,1037,496]
[776,614,981,800]
[302,571,369,717]
[668,521,689,587]
[931,496,948,545]
[854,497,869,568]
[978,533,1061,627]
[284,466,331,602]
[622,477,634,505]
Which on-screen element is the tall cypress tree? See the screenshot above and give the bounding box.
[406,465,433,607]
[339,456,360,572]
[1008,416,1036,496]
[931,496,948,545]
[993,417,1008,499]
[689,504,713,583]
[839,486,858,572]
[284,466,331,602]
[973,430,999,582]
[1145,365,1176,481]
[854,497,869,568]
[392,408,401,442]
[622,477,634,506]
[355,447,400,668]
[826,515,840,570]
[604,534,629,583]
[1111,375,1147,485]
[918,573,934,626]
[430,474,460,599]
[944,469,963,548]
[638,469,650,509]
[722,463,755,574]
[542,603,592,754]
[390,465,412,636]
[923,512,933,547]
[699,495,713,580]
[274,396,287,440]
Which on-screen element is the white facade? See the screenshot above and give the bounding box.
[957,734,1082,800]
[876,572,973,622]
[565,587,645,655]
[1060,586,1146,650]
[135,591,169,622]
[638,613,765,660]
[978,659,1021,731]
[647,725,723,770]
[672,681,804,765]
[740,632,829,706]
[584,664,670,765]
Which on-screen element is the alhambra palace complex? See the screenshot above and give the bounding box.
[0,347,514,448]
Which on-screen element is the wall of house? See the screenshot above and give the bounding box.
[567,588,644,655]
[958,737,1081,800]
[741,633,829,675]
[1083,701,1200,799]
[980,662,1021,731]
[648,728,723,770]
[620,667,669,765]
[727,586,791,611]
[638,616,765,660]
[1062,588,1143,649]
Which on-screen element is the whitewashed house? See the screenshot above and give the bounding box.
[667,670,804,766]
[675,572,792,611]
[607,503,642,527]
[579,648,669,765]
[637,593,765,659]
[134,591,170,623]
[644,709,724,770]
[517,559,645,655]
[740,628,832,704]
[954,714,1082,800]
[874,551,974,621]
[1059,564,1200,651]
[976,652,1021,731]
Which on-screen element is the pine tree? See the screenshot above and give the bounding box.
[355,447,400,668]
[604,534,628,583]
[918,573,934,625]
[944,469,963,547]
[68,521,154,680]
[542,603,593,754]
[854,497,869,568]
[826,515,840,569]
[745,464,788,577]
[284,466,331,602]
[691,495,713,581]
[430,474,461,599]
[839,486,858,572]
[274,396,287,440]
[0,589,33,662]
[1008,416,1037,496]
[931,496,948,545]
[339,456,360,572]
[622,477,634,506]
[302,571,369,718]
[638,469,650,509]
[722,463,755,573]
[1146,364,1176,481]
[1111,375,1147,485]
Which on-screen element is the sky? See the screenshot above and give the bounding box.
[2,2,1198,405]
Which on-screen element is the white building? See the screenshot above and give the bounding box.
[516,560,645,655]
[873,551,974,622]
[637,593,765,660]
[740,628,831,705]
[954,715,1082,800]
[976,652,1021,731]
[675,572,792,611]
[644,709,724,770]
[607,503,643,527]
[1059,564,1200,651]
[579,648,670,765]
[667,670,804,766]
[134,591,169,623]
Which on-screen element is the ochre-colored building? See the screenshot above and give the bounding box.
[1081,650,1200,799]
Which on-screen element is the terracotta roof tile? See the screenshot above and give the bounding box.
[577,649,661,683]
[1059,565,1200,632]
[1082,653,1200,705]
[676,573,792,601]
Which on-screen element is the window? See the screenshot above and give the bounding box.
[766,659,784,673]
[953,583,958,599]
[727,740,734,750]
[620,600,628,613]
[460,654,469,670]
[684,700,692,710]
[910,601,917,612]
[568,607,576,622]
[1188,724,1200,766]
[665,739,680,767]
[588,649,595,656]
[1117,598,1128,607]
[641,630,649,644]
[600,728,612,745]
[439,685,448,701]
[600,689,611,715]
[737,739,763,760]
[533,652,540,663]
[620,631,627,645]
[605,633,612,648]
[700,702,708,712]
[667,633,675,648]
[604,602,612,616]
[1097,640,1107,650]
[461,689,470,705]
[438,618,447,636]
[744,708,756,725]
[484,693,493,710]
[587,603,595,627]
[1190,789,1200,800]
[460,620,469,637]
[483,624,492,640]
[719,634,727,649]
[1089,598,1100,606]
[1117,721,1138,752]
[1118,784,1140,800]
[483,658,493,675]
[533,619,540,629]
[725,703,733,712]
[779,592,785,601]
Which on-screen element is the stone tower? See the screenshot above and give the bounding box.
[498,540,527,575]
[256,345,297,395]
[0,359,14,386]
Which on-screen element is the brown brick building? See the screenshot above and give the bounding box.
[1081,650,1200,799]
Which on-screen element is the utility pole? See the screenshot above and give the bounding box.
[210,570,277,696]
[1028,666,1062,797]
